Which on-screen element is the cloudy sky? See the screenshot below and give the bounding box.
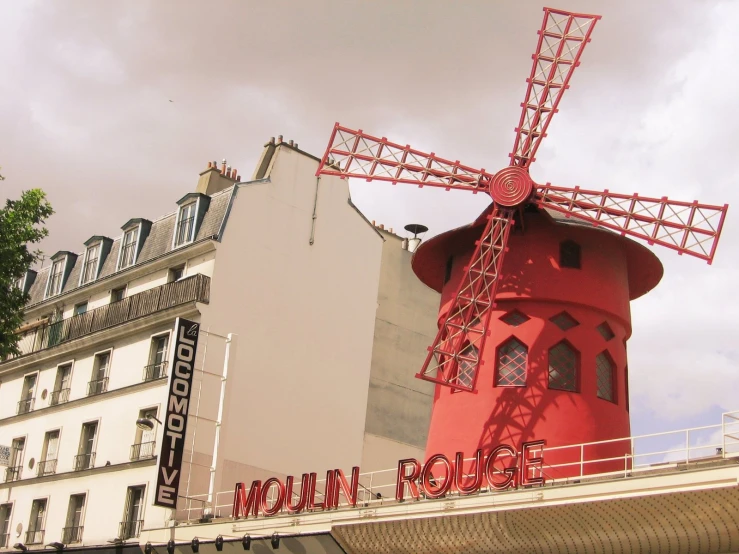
[1,1,737,439]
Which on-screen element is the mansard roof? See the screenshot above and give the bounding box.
[25,184,235,307]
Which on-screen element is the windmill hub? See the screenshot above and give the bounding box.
[488,166,534,207]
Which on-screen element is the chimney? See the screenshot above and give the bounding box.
[196,158,239,196]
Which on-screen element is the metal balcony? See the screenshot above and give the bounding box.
[61,526,83,544]
[73,452,95,471]
[130,441,157,461]
[6,274,210,362]
[49,387,71,406]
[3,466,21,482]
[87,377,109,396]
[142,361,168,382]
[17,398,34,415]
[36,459,57,476]
[25,530,44,545]
[119,519,143,540]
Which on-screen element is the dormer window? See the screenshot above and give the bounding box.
[80,243,101,285]
[46,258,65,298]
[175,202,197,247]
[119,227,139,269]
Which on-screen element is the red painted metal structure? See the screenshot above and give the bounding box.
[316,8,729,471]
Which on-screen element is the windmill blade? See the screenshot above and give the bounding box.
[534,184,729,263]
[316,124,493,193]
[416,208,514,392]
[510,8,600,168]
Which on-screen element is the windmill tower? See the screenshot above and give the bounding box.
[316,8,729,475]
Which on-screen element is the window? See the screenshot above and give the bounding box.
[63,494,85,544]
[444,256,454,284]
[144,335,169,381]
[75,422,98,470]
[559,240,581,269]
[51,363,72,406]
[46,258,65,298]
[5,438,24,482]
[495,338,528,386]
[119,226,139,269]
[453,343,478,391]
[132,408,158,461]
[597,321,615,341]
[174,202,196,247]
[550,311,579,331]
[500,310,530,327]
[14,275,25,291]
[26,499,47,545]
[74,302,88,316]
[80,243,100,285]
[0,503,12,548]
[111,286,126,303]
[88,351,110,396]
[38,431,60,476]
[18,374,36,414]
[168,266,184,283]
[596,351,616,402]
[120,486,146,539]
[548,341,579,392]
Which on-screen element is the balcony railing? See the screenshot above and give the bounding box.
[73,452,95,471]
[25,530,44,545]
[143,361,168,382]
[37,459,57,476]
[62,526,83,544]
[87,377,109,396]
[130,441,157,461]
[6,274,210,362]
[4,466,21,482]
[17,398,34,415]
[119,519,143,540]
[49,387,71,406]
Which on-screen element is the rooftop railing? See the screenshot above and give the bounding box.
[183,409,739,521]
[5,274,210,363]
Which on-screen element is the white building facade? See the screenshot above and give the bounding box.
[0,139,439,550]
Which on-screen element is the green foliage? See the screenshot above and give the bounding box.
[0,188,54,358]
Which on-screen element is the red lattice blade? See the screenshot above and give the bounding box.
[510,8,600,168]
[416,208,514,392]
[316,124,493,193]
[534,184,729,263]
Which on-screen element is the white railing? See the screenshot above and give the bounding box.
[182,409,739,521]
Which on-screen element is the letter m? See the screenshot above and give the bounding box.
[232,481,262,518]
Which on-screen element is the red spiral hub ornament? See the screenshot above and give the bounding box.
[489,167,534,207]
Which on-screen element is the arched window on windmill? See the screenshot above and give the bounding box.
[495,337,528,387]
[559,239,581,269]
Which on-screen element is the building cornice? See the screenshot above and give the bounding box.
[0,456,157,491]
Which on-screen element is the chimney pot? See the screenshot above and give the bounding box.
[237,175,241,182]
[288,139,294,146]
[207,161,212,169]
[372,220,376,226]
[389,228,393,233]
[379,223,385,230]
[277,135,283,144]
[269,137,275,144]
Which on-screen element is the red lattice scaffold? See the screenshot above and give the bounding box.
[315,7,729,393]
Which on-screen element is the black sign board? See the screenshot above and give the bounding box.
[154,317,200,508]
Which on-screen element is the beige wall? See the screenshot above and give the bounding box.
[200,145,384,491]
[361,230,439,470]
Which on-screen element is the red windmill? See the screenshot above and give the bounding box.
[316,8,729,469]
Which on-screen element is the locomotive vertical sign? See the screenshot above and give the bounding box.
[155,317,200,508]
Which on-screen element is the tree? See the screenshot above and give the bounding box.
[0,188,54,358]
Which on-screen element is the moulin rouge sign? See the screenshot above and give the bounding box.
[232,440,544,518]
